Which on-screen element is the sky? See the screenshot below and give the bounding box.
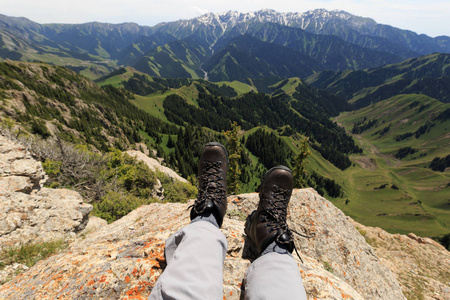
[1,0,449,37]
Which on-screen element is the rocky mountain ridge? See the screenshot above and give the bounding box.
[169,9,450,56]
[1,133,449,299]
[2,8,449,81]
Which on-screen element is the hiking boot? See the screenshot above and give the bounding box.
[245,166,295,254]
[190,142,228,228]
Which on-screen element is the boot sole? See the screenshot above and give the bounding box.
[244,210,256,236]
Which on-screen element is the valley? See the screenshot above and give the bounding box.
[335,95,450,236]
[96,67,450,237]
[1,9,449,241]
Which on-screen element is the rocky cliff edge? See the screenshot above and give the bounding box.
[1,189,407,300]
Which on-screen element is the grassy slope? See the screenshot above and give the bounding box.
[336,94,450,237]
[96,67,139,87]
[20,50,117,80]
[217,81,254,95]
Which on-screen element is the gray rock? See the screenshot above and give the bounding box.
[0,176,32,193]
[0,189,93,249]
[0,135,46,192]
[126,150,188,183]
[151,178,164,201]
[0,134,94,249]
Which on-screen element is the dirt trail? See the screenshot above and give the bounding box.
[335,119,401,169]
[353,156,377,171]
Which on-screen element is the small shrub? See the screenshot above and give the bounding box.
[323,261,334,273]
[356,227,366,237]
[92,190,157,223]
[42,159,62,176]
[0,117,15,129]
[227,209,247,222]
[104,150,157,198]
[31,119,51,138]
[157,172,197,203]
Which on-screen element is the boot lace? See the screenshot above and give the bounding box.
[191,160,226,214]
[263,185,310,263]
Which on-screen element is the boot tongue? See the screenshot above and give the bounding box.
[208,182,217,189]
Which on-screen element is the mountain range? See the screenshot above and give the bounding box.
[1,9,450,81]
[0,9,449,240]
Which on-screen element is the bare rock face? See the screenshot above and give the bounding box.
[0,134,93,249]
[349,220,450,300]
[1,190,407,300]
[0,188,92,248]
[126,150,188,183]
[0,134,46,193]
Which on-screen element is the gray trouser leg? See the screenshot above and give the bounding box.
[149,221,227,300]
[244,252,307,300]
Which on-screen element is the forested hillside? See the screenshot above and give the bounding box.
[97,66,449,238]
[307,53,450,108]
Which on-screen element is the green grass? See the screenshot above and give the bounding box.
[131,93,168,121]
[182,65,200,79]
[130,83,202,122]
[97,74,129,87]
[276,77,302,95]
[20,52,117,80]
[217,81,254,95]
[334,94,450,237]
[0,239,68,273]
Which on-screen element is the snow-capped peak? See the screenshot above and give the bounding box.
[190,8,376,32]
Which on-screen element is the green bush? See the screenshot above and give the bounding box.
[104,150,157,198]
[157,171,197,203]
[42,159,62,176]
[92,190,157,223]
[30,119,51,138]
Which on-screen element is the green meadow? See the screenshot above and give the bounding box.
[335,94,450,237]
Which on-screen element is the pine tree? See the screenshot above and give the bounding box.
[167,135,175,148]
[223,122,242,194]
[293,138,311,188]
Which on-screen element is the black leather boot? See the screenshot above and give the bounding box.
[245,166,296,255]
[190,142,228,228]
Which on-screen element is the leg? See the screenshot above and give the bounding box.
[149,221,227,300]
[244,252,306,300]
[149,142,229,299]
[244,166,307,300]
